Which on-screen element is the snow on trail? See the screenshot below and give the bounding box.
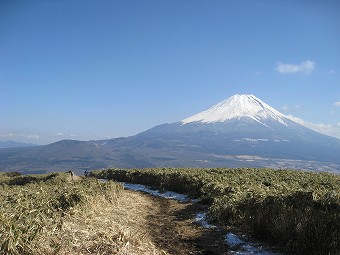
[194,213,280,255]
[225,233,280,255]
[119,181,281,255]
[122,182,199,202]
[194,212,216,229]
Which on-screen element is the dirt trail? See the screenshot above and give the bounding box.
[134,190,230,255]
[58,188,230,254]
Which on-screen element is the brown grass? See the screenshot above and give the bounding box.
[36,190,168,255]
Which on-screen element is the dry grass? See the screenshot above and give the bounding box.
[0,173,167,255]
[38,190,168,255]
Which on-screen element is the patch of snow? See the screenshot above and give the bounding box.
[182,94,289,127]
[242,138,269,143]
[226,233,245,247]
[225,232,281,255]
[234,138,290,143]
[274,139,290,143]
[123,182,199,203]
[195,212,216,229]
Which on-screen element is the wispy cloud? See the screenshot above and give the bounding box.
[282,105,301,112]
[276,60,315,74]
[26,134,40,140]
[286,115,340,139]
[0,131,40,141]
[334,102,340,107]
[0,131,90,144]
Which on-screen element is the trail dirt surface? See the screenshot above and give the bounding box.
[133,190,230,255]
[58,188,230,254]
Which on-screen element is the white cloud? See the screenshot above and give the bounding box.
[328,69,336,74]
[334,102,340,107]
[286,115,340,139]
[55,132,65,136]
[282,105,301,112]
[276,60,315,74]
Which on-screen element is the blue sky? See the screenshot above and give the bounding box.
[1,0,340,144]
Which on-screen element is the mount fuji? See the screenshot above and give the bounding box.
[1,94,340,174]
[182,94,289,126]
[129,94,340,170]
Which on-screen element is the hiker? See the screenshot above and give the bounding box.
[67,170,74,181]
[84,169,88,177]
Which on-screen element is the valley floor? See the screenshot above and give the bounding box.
[62,189,229,255]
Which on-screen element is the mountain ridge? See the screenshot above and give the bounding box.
[0,140,38,149]
[1,94,340,174]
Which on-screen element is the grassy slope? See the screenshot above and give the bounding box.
[91,167,340,255]
[0,172,165,255]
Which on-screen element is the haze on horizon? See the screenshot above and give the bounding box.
[1,0,340,145]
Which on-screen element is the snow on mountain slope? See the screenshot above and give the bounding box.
[182,94,289,127]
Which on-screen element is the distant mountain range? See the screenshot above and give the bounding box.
[1,94,340,174]
[0,140,38,149]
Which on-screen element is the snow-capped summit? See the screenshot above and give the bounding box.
[182,94,288,127]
